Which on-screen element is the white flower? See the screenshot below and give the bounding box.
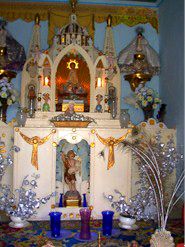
[7,98,13,105]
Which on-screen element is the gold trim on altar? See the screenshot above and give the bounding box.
[96,129,131,170]
[0,3,158,44]
[17,129,56,170]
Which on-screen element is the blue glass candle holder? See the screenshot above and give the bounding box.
[49,212,62,238]
[59,193,63,207]
[102,210,114,236]
[82,193,88,207]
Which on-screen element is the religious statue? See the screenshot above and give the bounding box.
[67,62,78,87]
[42,93,50,112]
[64,101,75,116]
[61,150,81,192]
[28,84,36,117]
[63,61,85,95]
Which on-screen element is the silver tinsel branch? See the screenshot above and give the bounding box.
[0,138,20,182]
[0,174,56,219]
[105,130,184,230]
[0,140,55,220]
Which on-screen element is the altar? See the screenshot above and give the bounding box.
[11,9,132,220]
[7,3,176,222]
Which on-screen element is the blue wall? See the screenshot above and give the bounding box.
[5,18,159,124]
[159,0,184,183]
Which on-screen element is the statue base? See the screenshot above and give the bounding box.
[64,190,81,207]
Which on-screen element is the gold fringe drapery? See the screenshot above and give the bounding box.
[0,2,158,44]
[96,130,131,170]
[17,129,56,170]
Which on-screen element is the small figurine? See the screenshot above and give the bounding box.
[61,150,81,192]
[65,101,75,116]
[28,84,36,118]
[37,92,42,111]
[95,94,103,113]
[42,93,50,112]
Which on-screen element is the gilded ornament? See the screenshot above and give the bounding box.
[91,129,95,134]
[18,130,55,170]
[76,213,80,218]
[159,123,164,128]
[72,136,76,140]
[15,127,19,132]
[69,213,74,218]
[90,142,95,148]
[2,133,6,138]
[96,130,131,169]
[72,128,76,132]
[63,213,67,218]
[52,129,56,133]
[51,204,55,209]
[52,142,57,147]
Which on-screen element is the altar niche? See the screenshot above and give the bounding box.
[56,139,90,207]
[55,53,90,112]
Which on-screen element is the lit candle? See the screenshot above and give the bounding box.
[97,77,102,87]
[44,76,49,86]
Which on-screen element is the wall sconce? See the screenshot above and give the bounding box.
[43,76,50,87]
[96,77,103,88]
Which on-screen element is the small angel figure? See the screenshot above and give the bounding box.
[32,45,42,64]
[61,150,81,192]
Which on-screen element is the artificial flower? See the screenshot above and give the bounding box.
[0,77,18,106]
[124,86,161,111]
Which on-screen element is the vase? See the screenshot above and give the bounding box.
[79,208,91,240]
[0,100,8,123]
[16,107,27,127]
[82,193,88,207]
[9,216,30,228]
[102,210,114,236]
[142,105,154,121]
[49,212,62,238]
[28,98,35,118]
[150,229,175,247]
[120,109,130,128]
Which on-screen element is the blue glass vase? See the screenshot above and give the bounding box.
[82,193,88,207]
[102,210,114,236]
[49,212,62,238]
[59,193,63,207]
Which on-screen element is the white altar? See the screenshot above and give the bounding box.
[13,12,130,220]
[11,11,176,221]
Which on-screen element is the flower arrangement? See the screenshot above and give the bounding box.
[0,77,18,107]
[125,86,161,120]
[135,87,161,109]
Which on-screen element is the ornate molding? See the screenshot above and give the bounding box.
[0,2,158,44]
